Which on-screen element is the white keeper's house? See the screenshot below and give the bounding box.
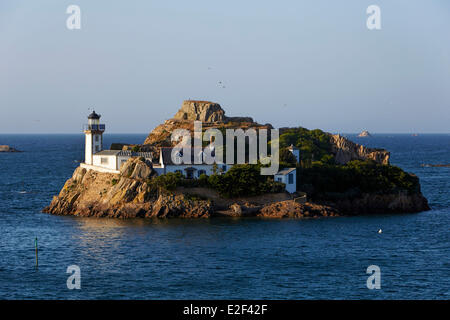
[80,111,299,193]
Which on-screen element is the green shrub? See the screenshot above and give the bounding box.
[198,173,209,186]
[298,160,420,200]
[279,127,333,164]
[111,178,118,186]
[208,164,278,198]
[150,172,182,191]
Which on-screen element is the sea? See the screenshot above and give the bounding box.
[0,134,448,299]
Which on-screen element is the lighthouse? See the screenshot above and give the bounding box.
[83,110,105,165]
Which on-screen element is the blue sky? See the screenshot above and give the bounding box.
[1,0,449,133]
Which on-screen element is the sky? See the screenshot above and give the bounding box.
[0,0,449,134]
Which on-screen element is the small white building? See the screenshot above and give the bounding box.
[93,150,153,171]
[274,168,297,194]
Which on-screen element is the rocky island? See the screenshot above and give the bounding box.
[43,100,430,219]
[358,130,371,137]
[0,145,21,152]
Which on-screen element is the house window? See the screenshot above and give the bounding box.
[175,170,182,174]
[95,146,100,152]
[101,157,108,164]
[222,165,226,172]
[276,177,282,182]
[288,174,294,184]
[95,135,99,142]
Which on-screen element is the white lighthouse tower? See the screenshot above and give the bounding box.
[83,110,105,165]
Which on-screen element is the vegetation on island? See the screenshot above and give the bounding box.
[147,164,284,198]
[278,127,421,201]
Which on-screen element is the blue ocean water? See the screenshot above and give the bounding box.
[0,134,448,299]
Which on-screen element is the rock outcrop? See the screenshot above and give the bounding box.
[43,158,214,218]
[258,201,340,218]
[358,130,371,137]
[172,100,254,123]
[143,100,266,146]
[0,145,21,152]
[174,100,226,122]
[330,134,390,165]
[173,100,254,123]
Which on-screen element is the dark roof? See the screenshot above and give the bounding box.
[275,168,296,176]
[160,147,214,165]
[94,150,121,156]
[88,110,101,119]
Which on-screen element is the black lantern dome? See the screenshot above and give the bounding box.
[88,110,101,120]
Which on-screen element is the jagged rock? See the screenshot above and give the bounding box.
[173,100,255,123]
[259,201,340,218]
[330,134,390,165]
[174,100,226,122]
[146,194,212,218]
[119,157,154,180]
[230,203,242,214]
[72,167,87,182]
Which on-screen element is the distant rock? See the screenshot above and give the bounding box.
[421,163,450,168]
[358,130,371,137]
[0,145,21,152]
